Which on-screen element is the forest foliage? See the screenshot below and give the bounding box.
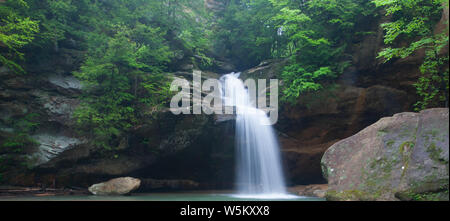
[214,0,378,103]
[373,0,449,110]
[1,0,213,150]
[0,0,39,74]
[214,0,448,106]
[1,0,448,150]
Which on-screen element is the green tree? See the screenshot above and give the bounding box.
[1,0,211,150]
[373,0,449,110]
[0,0,39,73]
[74,24,173,149]
[214,0,277,69]
[214,0,376,102]
[269,0,375,103]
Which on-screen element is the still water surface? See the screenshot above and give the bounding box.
[0,191,325,201]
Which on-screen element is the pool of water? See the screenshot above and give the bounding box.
[0,191,325,201]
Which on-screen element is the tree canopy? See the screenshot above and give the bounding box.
[1,0,448,150]
[214,0,448,106]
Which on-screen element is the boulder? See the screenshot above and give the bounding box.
[88,177,141,195]
[321,108,449,201]
[289,184,328,198]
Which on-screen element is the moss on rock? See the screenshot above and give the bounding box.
[321,108,449,201]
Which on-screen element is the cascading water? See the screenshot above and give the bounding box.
[220,72,295,199]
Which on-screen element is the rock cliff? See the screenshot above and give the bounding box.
[321,108,449,201]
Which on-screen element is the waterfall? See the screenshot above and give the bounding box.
[220,72,294,198]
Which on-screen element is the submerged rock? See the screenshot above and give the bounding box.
[321,108,449,201]
[88,177,141,195]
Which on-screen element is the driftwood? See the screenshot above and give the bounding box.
[0,186,89,197]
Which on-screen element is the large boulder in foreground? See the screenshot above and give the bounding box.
[321,108,449,201]
[88,177,141,195]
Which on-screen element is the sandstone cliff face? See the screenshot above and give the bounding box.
[240,55,417,185]
[321,108,449,201]
[0,65,236,188]
[0,49,86,175]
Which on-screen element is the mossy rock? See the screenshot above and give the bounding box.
[322,108,449,201]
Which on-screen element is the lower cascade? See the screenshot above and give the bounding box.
[221,72,293,198]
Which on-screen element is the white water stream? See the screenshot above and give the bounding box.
[220,73,296,199]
